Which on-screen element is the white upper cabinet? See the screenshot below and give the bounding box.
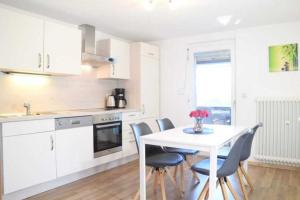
[140,56,160,118]
[44,21,81,75]
[0,7,44,73]
[129,42,160,119]
[0,7,81,75]
[97,39,130,79]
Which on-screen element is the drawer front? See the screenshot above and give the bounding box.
[2,119,55,137]
[122,112,141,122]
[122,138,138,157]
[141,43,159,59]
[123,129,135,140]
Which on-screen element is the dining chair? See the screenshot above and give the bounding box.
[130,122,184,200]
[191,132,250,200]
[156,118,200,183]
[218,122,263,199]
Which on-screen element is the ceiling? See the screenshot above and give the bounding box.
[1,0,300,41]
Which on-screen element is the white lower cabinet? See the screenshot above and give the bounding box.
[55,126,93,177]
[122,128,138,157]
[3,131,56,194]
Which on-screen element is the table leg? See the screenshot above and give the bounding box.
[139,139,146,200]
[209,147,217,200]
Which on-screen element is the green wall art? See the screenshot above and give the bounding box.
[269,43,298,72]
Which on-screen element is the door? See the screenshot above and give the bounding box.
[140,56,160,118]
[3,132,56,194]
[55,126,93,177]
[111,39,130,79]
[0,7,44,73]
[190,40,235,125]
[44,21,81,75]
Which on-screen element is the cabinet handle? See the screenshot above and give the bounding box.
[148,52,155,56]
[112,63,115,76]
[38,53,42,68]
[47,54,50,69]
[129,140,136,143]
[142,104,145,115]
[50,135,54,151]
[128,114,137,117]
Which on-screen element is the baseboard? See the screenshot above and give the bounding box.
[3,155,138,200]
[248,160,300,171]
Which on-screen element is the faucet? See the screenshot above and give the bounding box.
[24,103,32,116]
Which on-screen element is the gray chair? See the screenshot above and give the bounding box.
[130,122,184,200]
[156,118,200,182]
[218,122,263,199]
[191,132,251,200]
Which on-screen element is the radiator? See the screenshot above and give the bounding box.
[255,97,300,166]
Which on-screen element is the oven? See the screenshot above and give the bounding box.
[93,113,122,158]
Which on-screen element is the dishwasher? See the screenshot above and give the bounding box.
[55,116,93,177]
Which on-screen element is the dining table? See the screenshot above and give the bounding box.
[139,124,247,200]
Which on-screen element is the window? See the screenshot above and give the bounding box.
[194,50,232,125]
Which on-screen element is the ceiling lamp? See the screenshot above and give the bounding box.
[144,0,180,10]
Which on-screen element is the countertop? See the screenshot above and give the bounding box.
[0,108,140,123]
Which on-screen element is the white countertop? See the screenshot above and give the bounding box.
[0,108,140,123]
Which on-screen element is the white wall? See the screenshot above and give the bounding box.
[155,22,300,128]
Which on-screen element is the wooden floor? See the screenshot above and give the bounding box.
[27,160,300,200]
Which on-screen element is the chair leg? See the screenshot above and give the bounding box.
[237,167,249,200]
[174,165,178,180]
[198,178,209,200]
[224,177,239,200]
[240,162,254,192]
[185,156,200,182]
[159,169,167,200]
[134,168,154,200]
[180,163,185,193]
[219,178,229,200]
[153,170,159,193]
[165,168,183,196]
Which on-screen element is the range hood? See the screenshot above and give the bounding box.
[79,24,114,67]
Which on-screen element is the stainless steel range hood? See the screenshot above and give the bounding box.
[79,24,114,67]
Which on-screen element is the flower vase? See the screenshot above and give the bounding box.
[193,118,203,133]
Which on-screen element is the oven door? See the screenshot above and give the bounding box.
[93,121,122,158]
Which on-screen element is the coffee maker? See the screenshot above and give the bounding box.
[114,88,127,109]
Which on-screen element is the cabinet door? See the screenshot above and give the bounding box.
[140,56,160,118]
[0,7,44,73]
[44,21,81,75]
[110,39,130,79]
[56,126,93,177]
[3,132,56,194]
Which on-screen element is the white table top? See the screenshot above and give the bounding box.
[141,124,247,151]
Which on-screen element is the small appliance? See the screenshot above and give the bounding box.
[106,95,116,109]
[115,88,127,109]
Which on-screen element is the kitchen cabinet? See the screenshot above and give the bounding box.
[97,39,130,79]
[55,126,93,177]
[127,43,160,119]
[0,7,44,73]
[3,131,56,194]
[44,21,81,75]
[0,7,81,75]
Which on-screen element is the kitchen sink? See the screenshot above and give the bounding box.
[0,112,58,118]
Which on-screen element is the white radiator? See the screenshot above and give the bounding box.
[255,97,300,166]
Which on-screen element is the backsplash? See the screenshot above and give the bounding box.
[0,70,118,113]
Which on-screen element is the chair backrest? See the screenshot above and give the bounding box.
[240,122,263,161]
[217,132,250,177]
[156,118,175,131]
[130,122,164,156]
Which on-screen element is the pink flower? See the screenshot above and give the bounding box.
[189,109,209,118]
